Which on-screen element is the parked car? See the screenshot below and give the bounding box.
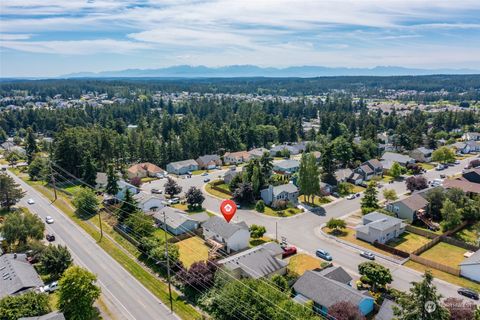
[40,281,59,293]
[458,288,479,300]
[201,172,209,176]
[151,188,163,194]
[45,234,55,242]
[435,164,445,171]
[281,246,297,258]
[454,160,460,165]
[203,178,211,183]
[168,198,180,205]
[355,193,361,198]
[27,198,35,205]
[360,251,375,260]
[440,174,446,179]
[45,216,54,224]
[315,249,332,261]
[346,194,356,200]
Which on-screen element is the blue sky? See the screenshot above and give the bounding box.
[1,0,480,77]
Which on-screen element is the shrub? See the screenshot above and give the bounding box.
[255,200,265,212]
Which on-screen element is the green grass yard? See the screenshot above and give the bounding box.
[262,205,303,217]
[205,181,231,199]
[419,163,435,171]
[177,236,210,268]
[386,232,431,253]
[288,254,329,276]
[299,195,331,207]
[453,223,480,246]
[346,183,366,193]
[419,242,468,267]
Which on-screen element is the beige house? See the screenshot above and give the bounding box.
[127,163,165,179]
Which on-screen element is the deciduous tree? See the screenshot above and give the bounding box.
[358,261,392,292]
[1,209,44,248]
[0,292,50,320]
[164,177,182,198]
[249,224,266,239]
[40,245,73,280]
[186,186,205,209]
[383,188,398,202]
[326,218,346,234]
[432,146,456,164]
[328,301,365,320]
[72,187,99,217]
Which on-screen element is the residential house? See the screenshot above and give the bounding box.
[380,152,415,166]
[217,242,287,279]
[410,147,434,163]
[0,253,44,298]
[0,141,15,151]
[387,193,429,221]
[151,207,209,236]
[260,183,299,206]
[166,159,199,175]
[20,312,66,320]
[248,147,269,159]
[317,266,353,286]
[223,170,240,184]
[269,142,307,157]
[351,159,383,183]
[223,151,250,165]
[196,154,222,170]
[335,168,353,183]
[293,270,374,316]
[450,141,480,154]
[463,132,480,141]
[463,168,480,183]
[376,299,398,320]
[133,193,165,212]
[443,178,480,195]
[460,250,480,282]
[355,212,406,244]
[127,162,165,179]
[116,180,139,201]
[273,159,300,174]
[202,216,250,253]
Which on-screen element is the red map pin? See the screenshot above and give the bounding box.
[220,199,237,223]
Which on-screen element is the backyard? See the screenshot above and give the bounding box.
[453,223,480,246]
[205,181,231,199]
[419,242,468,267]
[177,236,210,268]
[386,232,431,253]
[288,253,329,276]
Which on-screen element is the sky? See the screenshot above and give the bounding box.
[1,0,480,77]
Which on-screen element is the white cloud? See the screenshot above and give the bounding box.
[0,34,33,40]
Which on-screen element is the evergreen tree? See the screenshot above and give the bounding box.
[118,188,138,224]
[25,127,38,164]
[251,166,261,196]
[81,152,97,187]
[361,181,379,214]
[105,163,119,195]
[0,173,26,209]
[320,143,337,185]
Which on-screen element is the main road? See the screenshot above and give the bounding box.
[6,169,179,320]
[143,156,477,301]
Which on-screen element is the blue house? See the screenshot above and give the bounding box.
[116,180,139,200]
[293,269,374,317]
[273,159,300,174]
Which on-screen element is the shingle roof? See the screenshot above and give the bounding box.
[168,159,198,169]
[416,147,433,155]
[293,271,372,308]
[196,154,220,164]
[128,162,164,174]
[275,159,300,170]
[381,152,413,164]
[150,207,208,229]
[394,194,428,211]
[272,183,298,196]
[218,242,287,279]
[363,212,404,231]
[460,249,480,266]
[318,266,353,284]
[376,299,398,320]
[202,216,249,239]
[0,253,44,298]
[443,178,480,194]
[20,312,66,320]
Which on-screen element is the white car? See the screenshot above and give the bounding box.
[346,194,356,200]
[27,198,35,205]
[40,281,59,293]
[45,216,54,224]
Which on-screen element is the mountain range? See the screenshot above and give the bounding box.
[63,65,480,78]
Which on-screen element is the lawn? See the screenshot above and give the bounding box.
[299,195,331,207]
[419,163,435,171]
[205,181,231,199]
[288,254,329,276]
[171,203,205,213]
[249,236,273,247]
[191,169,208,175]
[215,183,231,193]
[62,184,84,196]
[262,205,303,217]
[386,232,431,253]
[141,177,158,183]
[453,223,480,246]
[346,183,366,194]
[419,242,469,267]
[405,260,480,292]
[177,236,210,268]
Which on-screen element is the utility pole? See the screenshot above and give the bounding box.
[163,212,174,313]
[49,161,57,201]
[98,211,103,242]
[275,221,278,242]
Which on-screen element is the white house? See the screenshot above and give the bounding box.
[166,159,198,175]
[460,250,480,282]
[260,183,299,207]
[133,193,165,212]
[116,180,139,200]
[355,212,406,244]
[202,216,250,253]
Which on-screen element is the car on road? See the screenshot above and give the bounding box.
[168,198,180,205]
[355,193,361,197]
[360,251,375,260]
[45,216,54,224]
[27,198,35,205]
[458,288,479,300]
[281,246,297,258]
[45,234,55,242]
[435,164,445,171]
[346,194,356,200]
[440,174,446,179]
[40,281,59,293]
[203,178,211,183]
[201,172,209,176]
[315,249,332,261]
[151,188,163,194]
[454,160,460,165]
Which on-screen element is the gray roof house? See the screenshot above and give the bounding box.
[218,242,287,279]
[376,299,398,320]
[202,216,250,253]
[0,253,44,298]
[95,172,108,189]
[460,249,480,282]
[248,147,269,159]
[260,183,299,206]
[463,132,480,141]
[335,168,353,182]
[387,193,429,221]
[352,159,383,183]
[196,154,222,169]
[273,159,300,173]
[20,312,66,320]
[317,266,353,286]
[293,270,374,316]
[355,212,406,244]
[151,207,209,236]
[166,159,199,175]
[133,193,165,212]
[410,147,434,163]
[223,170,240,184]
[380,152,415,166]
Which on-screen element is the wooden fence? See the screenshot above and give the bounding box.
[410,254,461,276]
[167,228,203,244]
[412,236,441,256]
[443,236,480,252]
[373,241,410,258]
[405,225,438,239]
[211,180,233,196]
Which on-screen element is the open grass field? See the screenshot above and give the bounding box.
[288,254,329,276]
[419,242,468,267]
[177,236,210,268]
[386,232,431,253]
[205,181,231,199]
[453,223,480,246]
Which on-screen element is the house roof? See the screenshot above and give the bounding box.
[394,194,428,211]
[196,154,220,164]
[20,312,66,320]
[367,159,383,169]
[248,148,269,157]
[133,193,164,204]
[150,207,209,229]
[275,159,300,170]
[96,172,107,185]
[224,151,250,159]
[0,253,44,298]
[167,159,198,169]
[460,249,480,266]
[318,266,353,284]
[202,216,249,239]
[380,159,395,170]
[335,168,353,180]
[271,183,298,196]
[218,242,287,279]
[381,152,414,164]
[443,178,480,194]
[128,162,164,174]
[360,164,373,174]
[416,147,433,155]
[362,212,404,232]
[376,299,398,320]
[293,271,372,308]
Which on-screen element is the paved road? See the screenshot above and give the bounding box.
[143,156,478,301]
[7,170,179,320]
